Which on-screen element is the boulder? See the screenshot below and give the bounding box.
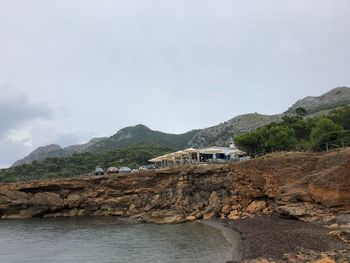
[325,224,339,230]
[203,191,221,219]
[189,209,203,219]
[208,191,220,209]
[186,215,196,221]
[1,207,43,219]
[228,210,240,220]
[31,192,64,211]
[221,204,231,215]
[66,194,83,208]
[276,203,312,219]
[203,211,216,220]
[246,200,266,214]
[140,210,186,224]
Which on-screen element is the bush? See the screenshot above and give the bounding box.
[235,106,350,154]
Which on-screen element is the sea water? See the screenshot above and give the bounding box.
[0,217,234,263]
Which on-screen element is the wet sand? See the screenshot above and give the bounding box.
[199,220,242,262]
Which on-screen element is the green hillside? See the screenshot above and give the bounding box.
[235,106,350,154]
[86,124,199,153]
[0,144,173,183]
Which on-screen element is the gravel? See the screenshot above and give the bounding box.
[222,215,350,260]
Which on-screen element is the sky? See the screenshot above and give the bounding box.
[0,0,350,167]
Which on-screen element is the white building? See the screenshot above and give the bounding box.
[149,144,248,167]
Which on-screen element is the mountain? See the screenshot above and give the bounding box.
[187,113,282,148]
[12,86,350,166]
[12,137,106,167]
[286,87,350,114]
[12,125,198,166]
[85,124,199,153]
[12,144,63,167]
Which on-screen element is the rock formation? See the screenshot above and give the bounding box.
[1,149,350,225]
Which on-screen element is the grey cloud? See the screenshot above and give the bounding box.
[0,0,349,166]
[0,91,52,136]
[0,138,31,168]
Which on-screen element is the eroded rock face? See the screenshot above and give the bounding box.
[0,149,350,223]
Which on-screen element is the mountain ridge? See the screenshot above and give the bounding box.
[12,86,350,166]
[286,86,350,114]
[12,137,107,167]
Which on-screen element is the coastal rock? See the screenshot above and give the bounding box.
[276,203,319,220]
[189,209,203,219]
[140,210,186,224]
[325,224,339,230]
[203,191,220,219]
[228,210,240,220]
[328,230,350,243]
[246,200,266,214]
[208,191,220,210]
[312,257,336,263]
[30,192,64,211]
[66,194,83,208]
[222,204,231,215]
[185,215,196,221]
[1,149,350,222]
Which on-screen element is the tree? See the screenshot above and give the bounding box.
[329,105,350,130]
[295,107,308,117]
[265,126,297,149]
[310,118,343,145]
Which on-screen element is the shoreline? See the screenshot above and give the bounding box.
[215,215,350,262]
[199,219,242,262]
[1,214,349,262]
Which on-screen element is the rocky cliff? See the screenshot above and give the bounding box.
[1,149,350,223]
[286,86,350,114]
[187,113,281,148]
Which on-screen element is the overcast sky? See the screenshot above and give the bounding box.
[0,0,350,167]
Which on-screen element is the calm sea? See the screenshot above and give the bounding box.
[0,217,234,263]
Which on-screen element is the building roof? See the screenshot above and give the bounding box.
[149,146,246,163]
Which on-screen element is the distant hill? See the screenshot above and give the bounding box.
[12,137,107,167]
[2,144,173,183]
[85,124,199,153]
[11,86,350,167]
[286,87,350,114]
[187,113,282,148]
[12,125,198,166]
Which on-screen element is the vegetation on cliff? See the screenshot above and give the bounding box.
[235,106,350,154]
[0,144,172,183]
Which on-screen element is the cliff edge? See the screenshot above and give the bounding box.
[1,149,350,225]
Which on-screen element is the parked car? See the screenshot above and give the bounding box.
[94,167,104,176]
[107,167,119,174]
[139,165,156,171]
[139,166,148,171]
[119,167,132,173]
[131,169,139,173]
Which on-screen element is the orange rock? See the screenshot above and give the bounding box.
[221,204,231,215]
[246,200,266,214]
[312,257,336,263]
[186,215,196,221]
